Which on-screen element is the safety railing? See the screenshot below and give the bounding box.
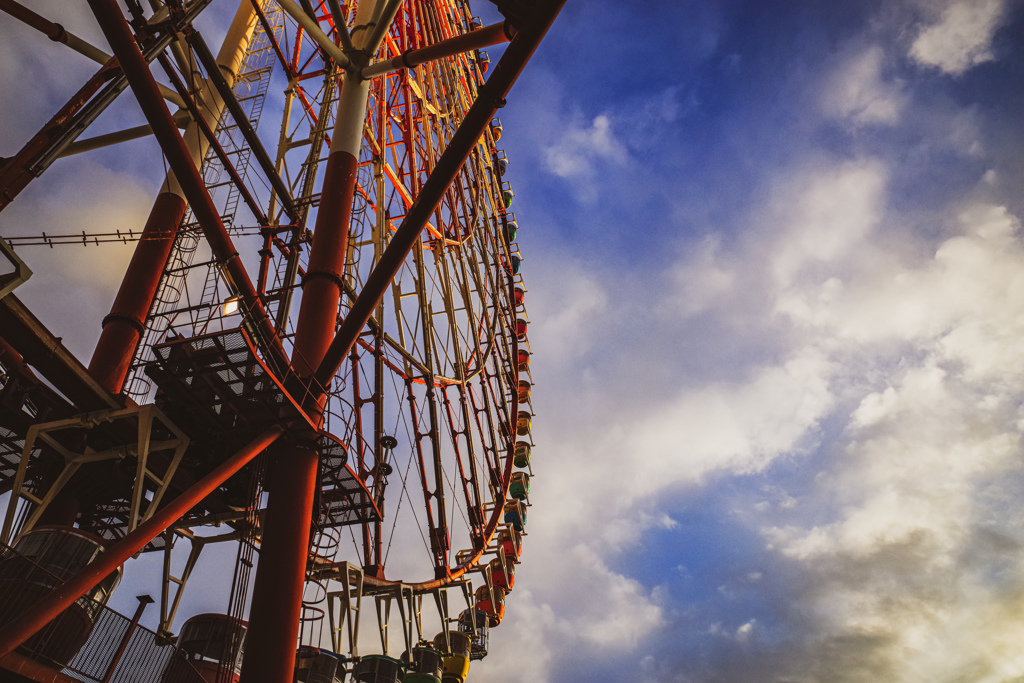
[0,542,206,683]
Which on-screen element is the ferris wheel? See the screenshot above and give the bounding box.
[0,0,563,682]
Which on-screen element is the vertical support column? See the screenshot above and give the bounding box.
[88,192,186,392]
[241,2,384,680]
[88,0,259,394]
[239,444,319,683]
[288,70,371,382]
[312,0,569,392]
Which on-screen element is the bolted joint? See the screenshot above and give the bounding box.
[301,269,346,290]
[101,312,145,333]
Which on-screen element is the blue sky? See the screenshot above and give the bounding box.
[478,1,1024,681]
[5,0,1024,681]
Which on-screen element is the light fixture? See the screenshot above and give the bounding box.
[223,297,241,316]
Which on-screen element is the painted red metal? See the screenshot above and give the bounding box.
[291,151,359,383]
[313,0,568,395]
[89,192,186,394]
[0,650,83,683]
[363,20,514,78]
[0,294,120,411]
[240,0,388,669]
[0,67,113,212]
[85,0,290,375]
[0,426,284,660]
[237,447,318,683]
[241,74,363,683]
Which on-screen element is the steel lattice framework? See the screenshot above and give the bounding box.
[0,0,562,680]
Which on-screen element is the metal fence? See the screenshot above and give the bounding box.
[0,542,206,683]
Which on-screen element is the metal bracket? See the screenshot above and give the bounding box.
[0,403,189,544]
[0,238,32,300]
[431,587,451,652]
[158,529,206,637]
[327,562,364,657]
[373,583,414,656]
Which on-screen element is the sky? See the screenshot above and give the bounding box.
[5,0,1024,682]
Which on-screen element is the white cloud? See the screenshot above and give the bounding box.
[910,0,1008,75]
[524,259,608,364]
[509,135,1024,678]
[669,235,736,317]
[735,619,755,641]
[476,549,664,683]
[544,114,622,184]
[3,160,153,360]
[823,46,906,126]
[757,193,1024,679]
[770,159,887,288]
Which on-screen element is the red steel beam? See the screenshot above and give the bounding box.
[0,294,120,411]
[0,66,114,212]
[88,192,186,393]
[361,20,514,79]
[0,0,68,42]
[86,0,290,376]
[311,1,567,397]
[239,2,384,678]
[237,445,318,683]
[0,425,285,660]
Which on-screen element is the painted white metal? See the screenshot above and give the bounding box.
[362,0,404,60]
[327,0,384,158]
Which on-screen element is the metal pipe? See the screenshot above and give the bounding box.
[237,446,318,683]
[88,0,266,394]
[360,0,404,61]
[159,1,260,194]
[360,21,512,80]
[86,0,290,375]
[88,192,187,393]
[276,0,350,67]
[157,52,268,226]
[58,110,191,157]
[0,0,110,63]
[249,0,295,78]
[326,0,355,54]
[0,426,284,661]
[287,0,379,387]
[89,0,262,395]
[312,0,567,395]
[0,0,187,107]
[0,0,214,213]
[239,2,382,679]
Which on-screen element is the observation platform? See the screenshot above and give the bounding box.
[145,328,379,527]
